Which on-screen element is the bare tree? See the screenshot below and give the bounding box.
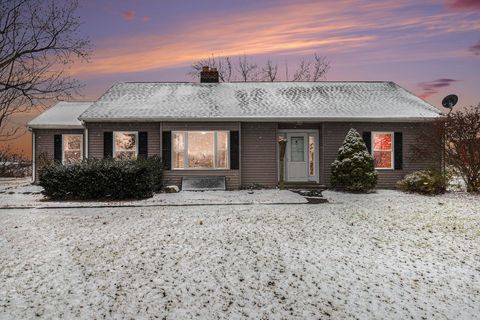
[261,60,278,82]
[189,55,233,82]
[412,103,480,192]
[237,55,258,82]
[311,54,330,81]
[189,53,330,82]
[0,0,90,140]
[0,145,31,177]
[292,59,311,81]
[444,104,480,192]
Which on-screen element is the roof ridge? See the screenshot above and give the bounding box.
[119,80,395,84]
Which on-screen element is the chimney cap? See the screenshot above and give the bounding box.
[202,66,209,72]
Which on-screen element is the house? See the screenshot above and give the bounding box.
[27,67,443,189]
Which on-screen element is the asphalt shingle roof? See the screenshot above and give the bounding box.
[77,81,442,122]
[28,102,92,129]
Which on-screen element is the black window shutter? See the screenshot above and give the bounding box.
[394,132,403,170]
[138,131,148,158]
[162,131,171,170]
[54,134,62,162]
[362,131,372,154]
[104,132,113,158]
[230,131,240,170]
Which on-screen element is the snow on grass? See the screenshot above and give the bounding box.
[0,190,479,319]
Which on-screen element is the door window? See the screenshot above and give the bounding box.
[290,136,305,162]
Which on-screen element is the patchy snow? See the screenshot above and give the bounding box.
[0,186,307,208]
[0,190,479,319]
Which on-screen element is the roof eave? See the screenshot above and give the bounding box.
[79,116,444,123]
[27,124,85,130]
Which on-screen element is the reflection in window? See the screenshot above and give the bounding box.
[309,135,315,176]
[216,131,228,169]
[114,132,137,159]
[188,131,214,168]
[172,131,229,169]
[372,132,393,169]
[63,135,82,164]
[173,132,185,169]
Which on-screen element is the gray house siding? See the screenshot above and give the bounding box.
[33,121,441,189]
[33,128,84,181]
[241,122,278,188]
[322,122,441,188]
[85,122,161,159]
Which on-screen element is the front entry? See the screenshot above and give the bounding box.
[286,133,308,181]
[280,130,319,183]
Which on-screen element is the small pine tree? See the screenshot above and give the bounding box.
[331,128,377,192]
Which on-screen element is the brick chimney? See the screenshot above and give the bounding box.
[200,66,219,83]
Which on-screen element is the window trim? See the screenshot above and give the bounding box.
[113,131,139,159]
[171,130,230,170]
[61,134,83,165]
[371,131,394,170]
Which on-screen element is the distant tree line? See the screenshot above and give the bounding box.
[188,53,330,82]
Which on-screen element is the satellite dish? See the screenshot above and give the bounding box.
[442,94,458,109]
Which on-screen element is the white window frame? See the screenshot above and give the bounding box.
[62,134,83,165]
[371,131,394,170]
[172,130,230,170]
[113,131,139,159]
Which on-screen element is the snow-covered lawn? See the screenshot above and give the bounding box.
[0,180,307,208]
[0,190,479,319]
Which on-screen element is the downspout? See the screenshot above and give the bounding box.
[31,129,35,183]
[84,126,89,159]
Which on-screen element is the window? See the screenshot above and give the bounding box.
[372,132,393,169]
[172,131,229,169]
[62,134,83,164]
[114,131,138,159]
[290,136,305,162]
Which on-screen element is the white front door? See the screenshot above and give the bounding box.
[286,133,308,182]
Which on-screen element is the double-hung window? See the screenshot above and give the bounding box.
[372,132,394,169]
[62,134,83,164]
[114,131,138,159]
[173,131,229,169]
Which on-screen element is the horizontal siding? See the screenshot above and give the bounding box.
[163,170,240,190]
[241,122,278,187]
[162,122,240,131]
[86,122,161,159]
[33,129,84,181]
[322,122,441,188]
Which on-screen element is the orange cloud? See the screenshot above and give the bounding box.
[67,0,479,76]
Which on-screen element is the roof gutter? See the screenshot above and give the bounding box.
[26,124,86,130]
[78,116,444,123]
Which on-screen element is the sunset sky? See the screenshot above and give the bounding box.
[4,0,480,158]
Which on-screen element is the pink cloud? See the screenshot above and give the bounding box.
[446,0,480,10]
[469,41,480,55]
[142,16,151,22]
[417,79,459,99]
[122,10,136,21]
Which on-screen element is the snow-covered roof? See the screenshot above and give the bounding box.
[79,81,443,122]
[28,101,93,129]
